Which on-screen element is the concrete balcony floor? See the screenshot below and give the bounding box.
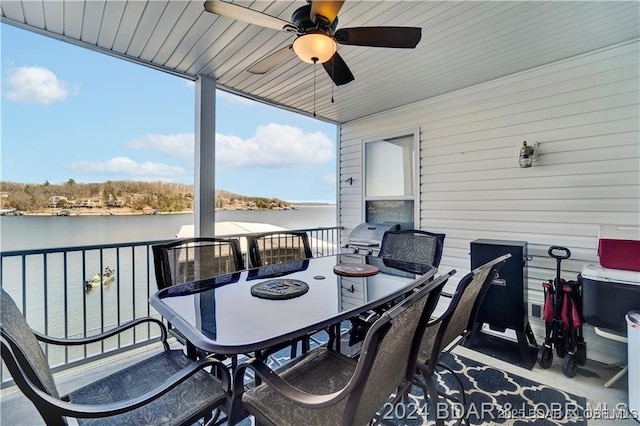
[1,339,635,425]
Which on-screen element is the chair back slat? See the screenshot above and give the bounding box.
[379,230,446,268]
[247,232,312,267]
[1,288,59,398]
[153,237,243,289]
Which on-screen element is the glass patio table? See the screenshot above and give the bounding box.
[149,253,437,358]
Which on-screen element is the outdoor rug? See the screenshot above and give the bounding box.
[388,352,587,425]
[234,350,587,426]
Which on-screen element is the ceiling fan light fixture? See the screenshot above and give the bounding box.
[292,33,337,64]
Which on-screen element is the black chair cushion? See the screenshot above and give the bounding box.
[68,350,226,425]
[242,348,356,426]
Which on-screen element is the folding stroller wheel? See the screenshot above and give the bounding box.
[537,346,553,369]
[562,354,578,378]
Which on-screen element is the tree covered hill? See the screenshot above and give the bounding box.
[0,180,292,213]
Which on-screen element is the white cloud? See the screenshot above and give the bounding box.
[217,123,334,168]
[125,134,194,160]
[126,124,334,169]
[4,66,74,105]
[68,157,185,180]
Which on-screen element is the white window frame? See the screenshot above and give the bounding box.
[361,128,420,228]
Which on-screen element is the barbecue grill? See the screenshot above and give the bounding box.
[343,222,401,255]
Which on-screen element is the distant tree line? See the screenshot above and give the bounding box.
[0,180,290,213]
[215,190,292,210]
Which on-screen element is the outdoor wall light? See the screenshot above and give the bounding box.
[519,141,538,168]
[293,32,337,64]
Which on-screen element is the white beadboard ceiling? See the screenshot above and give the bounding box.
[2,1,639,124]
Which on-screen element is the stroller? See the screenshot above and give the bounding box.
[537,246,587,377]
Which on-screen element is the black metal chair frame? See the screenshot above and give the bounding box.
[152,237,244,357]
[413,254,511,426]
[246,231,313,268]
[0,288,231,426]
[232,270,457,426]
[152,237,244,290]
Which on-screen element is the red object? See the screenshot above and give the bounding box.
[542,281,554,322]
[598,238,640,272]
[561,287,571,330]
[561,284,583,329]
[570,300,583,328]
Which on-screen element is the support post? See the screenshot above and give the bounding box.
[194,75,216,237]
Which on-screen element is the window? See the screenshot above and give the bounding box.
[363,132,418,229]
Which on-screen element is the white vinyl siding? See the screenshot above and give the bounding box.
[338,40,640,364]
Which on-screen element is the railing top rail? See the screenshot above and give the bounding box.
[0,239,174,257]
[0,226,342,257]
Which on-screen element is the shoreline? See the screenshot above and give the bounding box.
[19,210,190,217]
[6,204,336,217]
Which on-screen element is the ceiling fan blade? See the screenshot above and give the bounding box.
[335,27,422,48]
[322,52,354,86]
[204,0,294,32]
[310,0,344,25]
[247,45,296,74]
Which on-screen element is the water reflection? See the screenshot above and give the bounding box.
[246,259,309,281]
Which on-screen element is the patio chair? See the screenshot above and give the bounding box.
[0,287,230,426]
[413,254,511,426]
[232,269,457,426]
[246,231,313,268]
[344,229,445,348]
[152,237,244,290]
[379,229,446,268]
[152,237,244,356]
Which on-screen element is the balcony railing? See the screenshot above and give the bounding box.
[0,226,340,387]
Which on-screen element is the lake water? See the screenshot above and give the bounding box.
[0,206,337,251]
[0,206,337,362]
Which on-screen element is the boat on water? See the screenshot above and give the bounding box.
[85,267,115,290]
[0,208,23,216]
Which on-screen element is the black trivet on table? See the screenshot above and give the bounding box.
[250,279,309,300]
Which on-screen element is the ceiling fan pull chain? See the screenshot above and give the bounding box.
[331,58,335,103]
[313,59,317,117]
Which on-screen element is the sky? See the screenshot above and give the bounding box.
[0,24,338,203]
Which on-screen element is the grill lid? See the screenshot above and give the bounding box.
[347,222,400,247]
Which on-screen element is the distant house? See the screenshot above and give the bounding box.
[106,198,125,208]
[73,198,102,208]
[45,196,69,208]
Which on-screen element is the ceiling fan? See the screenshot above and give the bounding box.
[203,0,422,86]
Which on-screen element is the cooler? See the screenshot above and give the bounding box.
[580,264,640,332]
[598,225,640,272]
